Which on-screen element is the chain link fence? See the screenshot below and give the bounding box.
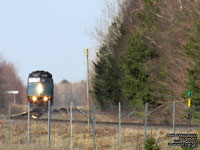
[0,100,199,150]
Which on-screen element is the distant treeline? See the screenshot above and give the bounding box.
[54,79,87,107]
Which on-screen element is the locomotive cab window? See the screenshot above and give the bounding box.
[28,78,40,83]
[40,78,52,83]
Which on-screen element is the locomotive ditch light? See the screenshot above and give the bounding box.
[32,96,37,102]
[43,96,48,102]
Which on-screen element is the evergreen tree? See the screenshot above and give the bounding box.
[92,45,122,108]
[121,31,156,109]
[184,22,200,112]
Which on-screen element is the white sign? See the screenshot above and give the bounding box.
[6,91,19,94]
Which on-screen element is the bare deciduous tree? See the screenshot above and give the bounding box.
[0,58,26,107]
[86,0,125,46]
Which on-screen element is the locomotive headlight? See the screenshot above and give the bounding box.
[32,96,37,102]
[43,96,48,102]
[36,83,44,95]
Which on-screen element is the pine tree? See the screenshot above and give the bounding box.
[92,45,122,108]
[121,31,156,109]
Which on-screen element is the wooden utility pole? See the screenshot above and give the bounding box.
[85,48,91,129]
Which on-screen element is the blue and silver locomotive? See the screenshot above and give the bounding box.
[27,70,54,107]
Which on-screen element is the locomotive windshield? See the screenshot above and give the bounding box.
[28,77,53,96]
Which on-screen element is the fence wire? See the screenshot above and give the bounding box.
[0,101,199,150]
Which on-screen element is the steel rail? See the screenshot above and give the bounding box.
[8,116,200,129]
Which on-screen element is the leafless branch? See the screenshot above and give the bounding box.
[144,36,162,48]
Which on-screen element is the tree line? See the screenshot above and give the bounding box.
[91,0,197,112]
[54,79,87,107]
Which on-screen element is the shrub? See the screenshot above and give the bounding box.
[144,134,160,150]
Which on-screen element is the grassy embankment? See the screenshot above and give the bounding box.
[0,119,199,150]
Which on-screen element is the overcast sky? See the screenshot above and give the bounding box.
[0,0,103,84]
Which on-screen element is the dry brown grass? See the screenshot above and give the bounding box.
[0,119,199,150]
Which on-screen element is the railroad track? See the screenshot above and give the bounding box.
[8,116,200,130]
[10,107,80,119]
[6,108,200,130]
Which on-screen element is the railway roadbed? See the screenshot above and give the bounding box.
[7,116,200,130]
